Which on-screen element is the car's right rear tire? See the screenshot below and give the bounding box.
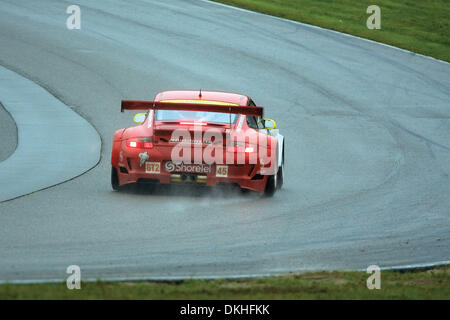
[264,172,277,197]
[277,140,284,190]
[276,163,284,190]
[111,166,120,191]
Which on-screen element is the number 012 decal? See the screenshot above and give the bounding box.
[145,162,160,174]
[216,165,228,177]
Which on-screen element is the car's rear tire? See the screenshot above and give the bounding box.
[111,166,120,191]
[264,172,277,197]
[277,141,284,190]
[276,163,284,190]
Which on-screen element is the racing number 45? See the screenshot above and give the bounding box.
[216,165,228,177]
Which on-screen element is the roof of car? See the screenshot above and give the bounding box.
[154,90,250,106]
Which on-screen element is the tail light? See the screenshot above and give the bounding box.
[126,137,153,149]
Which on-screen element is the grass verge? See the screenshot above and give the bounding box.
[0,266,449,299]
[210,0,450,62]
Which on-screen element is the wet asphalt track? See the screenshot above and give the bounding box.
[0,0,449,282]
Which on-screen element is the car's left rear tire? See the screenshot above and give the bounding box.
[111,166,120,191]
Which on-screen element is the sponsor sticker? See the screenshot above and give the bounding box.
[165,161,211,174]
[216,165,228,177]
[145,162,160,174]
[139,151,149,167]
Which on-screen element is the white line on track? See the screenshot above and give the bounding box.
[1,260,449,284]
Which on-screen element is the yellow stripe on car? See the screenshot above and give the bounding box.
[160,99,238,106]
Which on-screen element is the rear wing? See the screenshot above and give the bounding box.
[121,100,263,117]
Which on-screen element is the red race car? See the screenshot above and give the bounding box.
[111,90,284,196]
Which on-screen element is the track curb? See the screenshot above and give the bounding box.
[0,66,101,202]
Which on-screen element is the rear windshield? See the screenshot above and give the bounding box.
[155,110,238,124]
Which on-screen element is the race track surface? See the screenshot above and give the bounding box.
[0,0,449,282]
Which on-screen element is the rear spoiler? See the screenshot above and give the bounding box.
[121,100,263,117]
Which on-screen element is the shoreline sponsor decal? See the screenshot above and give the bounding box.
[165,161,211,174]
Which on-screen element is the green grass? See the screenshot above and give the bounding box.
[1,266,449,299]
[211,0,450,62]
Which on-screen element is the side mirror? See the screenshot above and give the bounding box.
[263,118,277,129]
[133,113,147,124]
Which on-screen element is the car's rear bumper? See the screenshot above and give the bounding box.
[113,142,276,193]
[114,162,268,193]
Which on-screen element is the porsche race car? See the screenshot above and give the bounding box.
[111,90,284,196]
